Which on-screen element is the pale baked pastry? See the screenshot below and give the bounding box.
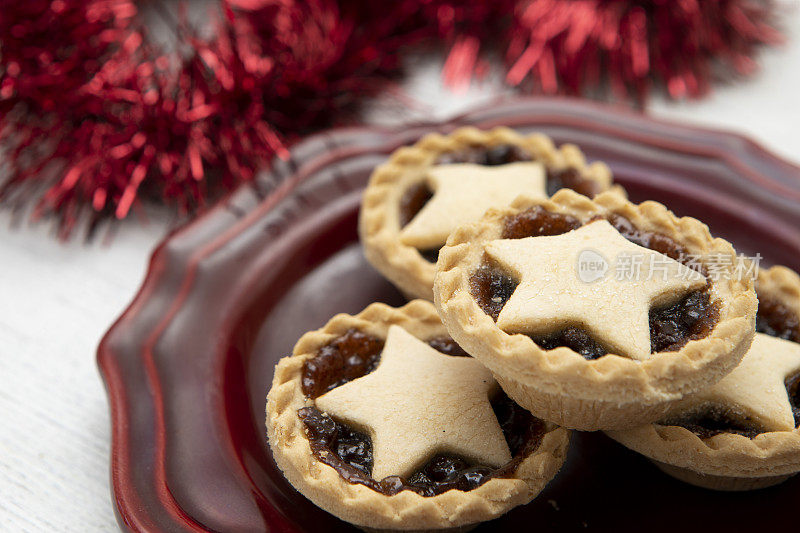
[266,300,570,531]
[434,189,757,431]
[607,266,800,490]
[359,126,617,300]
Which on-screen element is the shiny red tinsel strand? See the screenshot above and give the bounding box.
[505,0,782,100]
[0,0,781,237]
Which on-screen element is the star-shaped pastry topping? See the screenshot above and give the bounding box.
[485,219,707,360]
[314,325,511,480]
[670,333,800,432]
[399,162,546,250]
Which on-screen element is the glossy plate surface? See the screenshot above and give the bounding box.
[98,97,800,532]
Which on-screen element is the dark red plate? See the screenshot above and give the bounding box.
[98,97,800,532]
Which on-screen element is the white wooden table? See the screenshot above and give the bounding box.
[2,10,800,531]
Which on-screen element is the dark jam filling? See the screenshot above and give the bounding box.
[299,395,545,497]
[299,331,545,496]
[418,247,441,264]
[756,295,800,342]
[662,408,763,440]
[664,295,800,439]
[301,329,385,399]
[502,205,582,240]
[398,144,601,263]
[396,182,444,264]
[546,167,603,198]
[786,371,800,427]
[533,328,608,360]
[650,291,719,353]
[434,143,532,166]
[601,213,696,267]
[426,336,470,357]
[469,263,520,322]
[469,208,718,359]
[399,181,433,228]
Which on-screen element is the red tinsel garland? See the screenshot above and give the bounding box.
[0,0,781,237]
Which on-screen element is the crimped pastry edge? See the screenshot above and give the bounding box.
[266,300,571,531]
[757,264,800,318]
[605,265,800,480]
[433,189,757,422]
[606,421,800,479]
[358,126,618,301]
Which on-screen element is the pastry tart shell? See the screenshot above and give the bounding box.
[433,189,757,431]
[266,300,571,531]
[757,265,800,317]
[605,266,800,490]
[606,422,800,490]
[359,126,617,301]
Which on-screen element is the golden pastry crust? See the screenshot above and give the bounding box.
[359,126,618,300]
[757,265,800,316]
[606,423,800,481]
[606,265,800,488]
[433,189,757,431]
[266,300,571,531]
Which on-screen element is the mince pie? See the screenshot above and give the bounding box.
[433,189,757,431]
[266,300,570,531]
[607,266,800,490]
[359,126,618,300]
